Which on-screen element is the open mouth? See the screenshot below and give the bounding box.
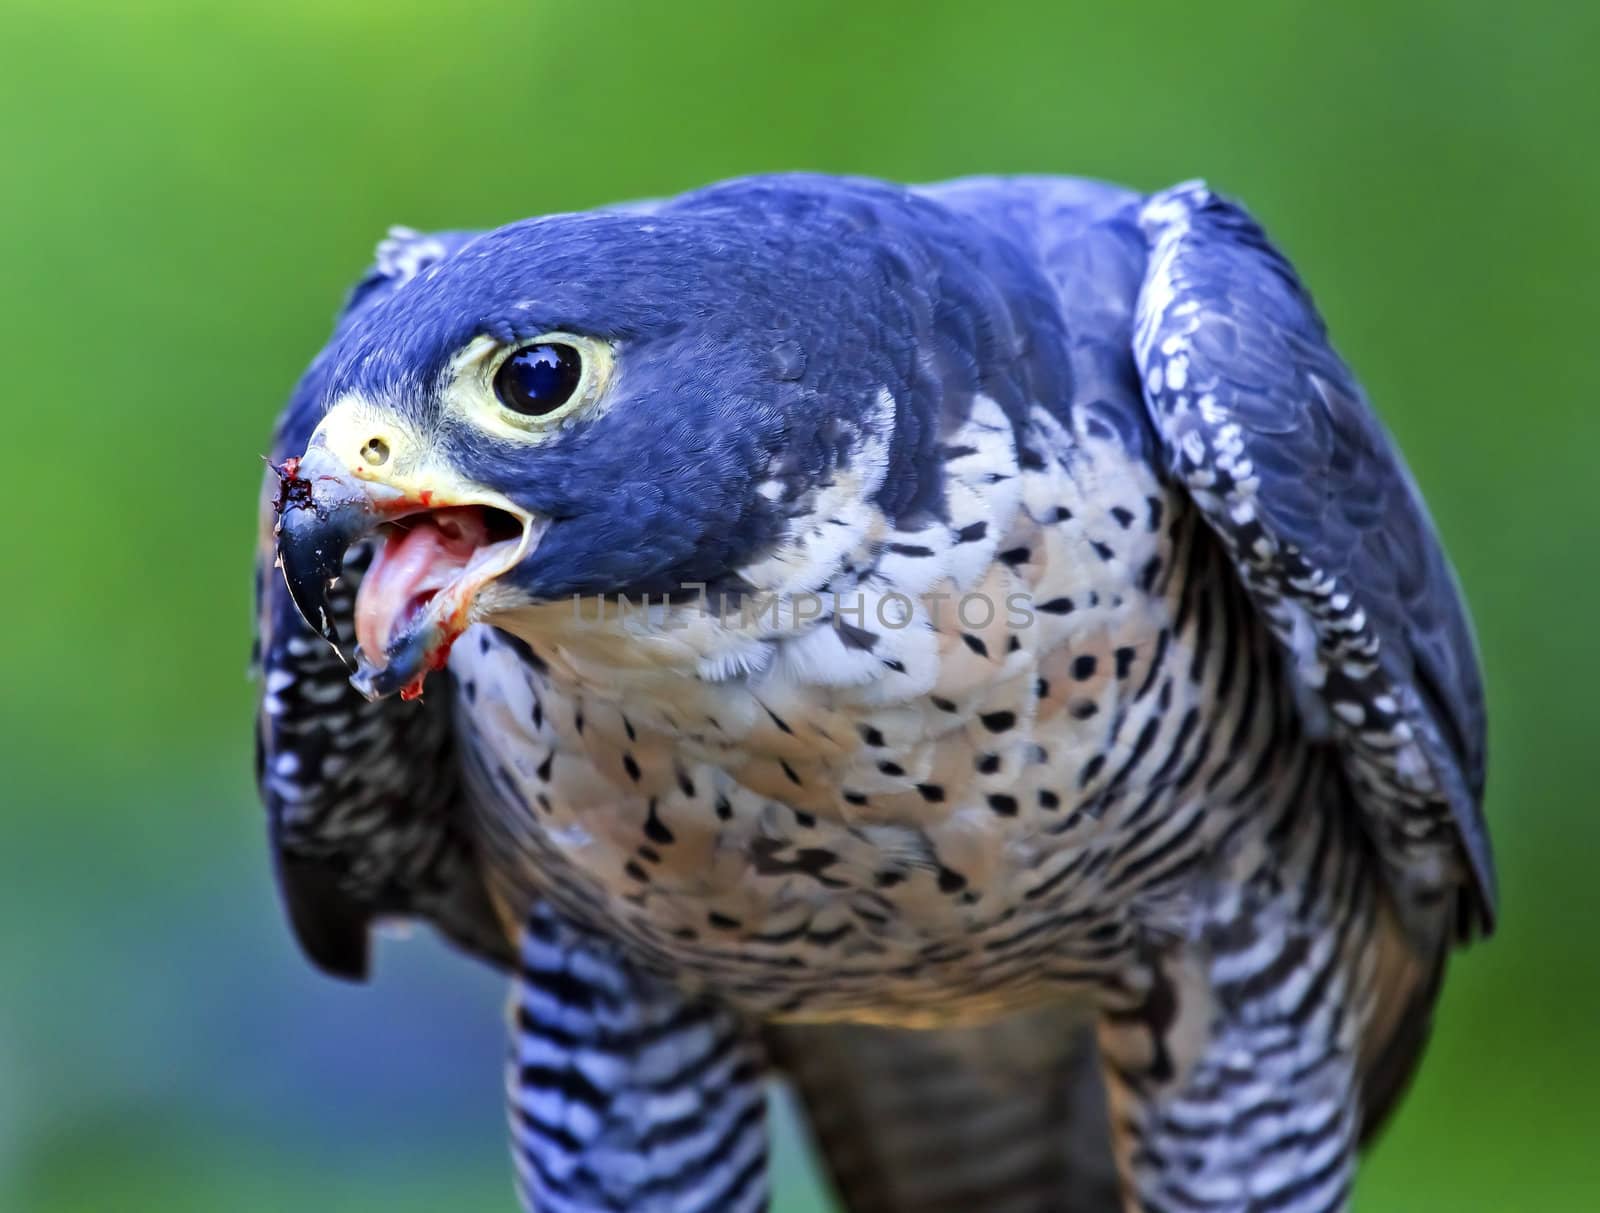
[353,504,533,696]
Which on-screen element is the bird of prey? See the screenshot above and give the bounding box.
[254,173,1493,1213]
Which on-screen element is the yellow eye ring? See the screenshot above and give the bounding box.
[445,331,614,440]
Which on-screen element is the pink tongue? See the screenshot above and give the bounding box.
[355,509,489,663]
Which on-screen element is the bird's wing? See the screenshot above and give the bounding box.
[1129,182,1493,938]
[254,227,510,978]
[768,1011,1120,1213]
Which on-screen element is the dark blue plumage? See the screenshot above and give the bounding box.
[297,176,1080,601]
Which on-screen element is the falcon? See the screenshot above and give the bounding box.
[254,174,1493,1213]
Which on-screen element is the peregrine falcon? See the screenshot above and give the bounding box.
[255,174,1492,1213]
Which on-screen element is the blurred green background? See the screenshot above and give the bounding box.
[3,0,1596,1208]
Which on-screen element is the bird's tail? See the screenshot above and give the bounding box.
[1357,896,1451,1143]
[769,1007,1121,1213]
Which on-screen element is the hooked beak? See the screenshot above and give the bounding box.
[273,440,540,700]
[274,445,393,664]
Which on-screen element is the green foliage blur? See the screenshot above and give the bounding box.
[3,0,1596,1208]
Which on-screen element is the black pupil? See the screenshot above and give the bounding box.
[495,343,582,416]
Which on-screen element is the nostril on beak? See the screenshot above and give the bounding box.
[360,436,390,466]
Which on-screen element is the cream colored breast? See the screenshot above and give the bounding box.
[448,400,1231,1022]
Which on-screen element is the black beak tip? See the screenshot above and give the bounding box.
[275,493,372,667]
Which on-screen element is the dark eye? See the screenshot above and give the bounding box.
[494,343,583,416]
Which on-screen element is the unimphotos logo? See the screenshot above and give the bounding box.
[569,585,1037,633]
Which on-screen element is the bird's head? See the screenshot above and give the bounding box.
[274,178,1043,699]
